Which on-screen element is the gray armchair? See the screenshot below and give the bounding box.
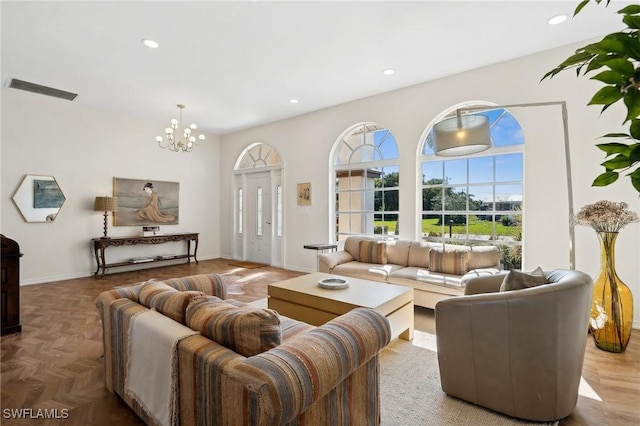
[435,269,593,422]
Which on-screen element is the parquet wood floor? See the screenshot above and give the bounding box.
[1,259,638,425]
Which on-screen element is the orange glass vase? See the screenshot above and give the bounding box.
[589,232,634,353]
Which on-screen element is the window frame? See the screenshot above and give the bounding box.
[331,123,400,242]
[419,106,525,270]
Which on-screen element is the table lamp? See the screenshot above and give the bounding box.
[94,196,118,238]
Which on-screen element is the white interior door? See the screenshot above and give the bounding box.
[246,172,272,264]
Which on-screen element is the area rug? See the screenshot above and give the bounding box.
[227,261,268,269]
[380,331,558,426]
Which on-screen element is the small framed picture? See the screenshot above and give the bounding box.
[297,182,311,205]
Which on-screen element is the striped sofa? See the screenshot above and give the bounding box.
[319,236,503,309]
[95,273,391,426]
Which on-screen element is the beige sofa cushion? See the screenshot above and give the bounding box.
[331,261,403,282]
[429,247,469,275]
[389,267,465,288]
[386,240,411,266]
[344,236,368,261]
[390,267,501,288]
[408,242,432,268]
[468,245,502,270]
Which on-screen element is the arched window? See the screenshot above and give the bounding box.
[420,105,524,270]
[332,123,399,241]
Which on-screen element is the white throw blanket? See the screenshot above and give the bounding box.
[125,310,198,426]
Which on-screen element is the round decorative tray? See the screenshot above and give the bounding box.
[318,277,349,289]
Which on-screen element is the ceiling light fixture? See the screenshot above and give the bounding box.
[142,39,159,48]
[383,68,395,75]
[548,14,568,25]
[289,99,299,104]
[155,104,205,153]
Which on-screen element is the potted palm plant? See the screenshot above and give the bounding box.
[542,0,640,193]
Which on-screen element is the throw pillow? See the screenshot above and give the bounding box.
[359,240,388,264]
[138,281,206,323]
[162,273,228,300]
[500,267,547,292]
[139,280,177,304]
[429,247,469,275]
[185,297,282,357]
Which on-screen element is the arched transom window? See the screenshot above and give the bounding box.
[236,143,282,170]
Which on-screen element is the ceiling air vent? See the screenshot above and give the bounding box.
[9,78,78,101]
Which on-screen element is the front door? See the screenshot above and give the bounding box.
[246,172,272,264]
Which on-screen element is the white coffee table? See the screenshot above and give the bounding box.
[268,272,414,340]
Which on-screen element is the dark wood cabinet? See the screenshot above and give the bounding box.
[1,234,23,336]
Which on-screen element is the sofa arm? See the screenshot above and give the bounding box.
[95,283,145,322]
[161,273,228,298]
[318,251,354,272]
[229,308,391,424]
[95,274,228,321]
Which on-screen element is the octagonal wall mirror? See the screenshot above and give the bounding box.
[12,175,66,222]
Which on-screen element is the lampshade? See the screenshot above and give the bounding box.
[94,196,118,212]
[432,114,491,156]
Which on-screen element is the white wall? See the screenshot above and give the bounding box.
[1,89,221,284]
[218,41,640,328]
[2,39,638,328]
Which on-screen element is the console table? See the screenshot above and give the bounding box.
[92,232,199,277]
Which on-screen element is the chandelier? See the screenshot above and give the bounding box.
[155,104,205,152]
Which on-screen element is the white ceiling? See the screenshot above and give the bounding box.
[1,1,631,135]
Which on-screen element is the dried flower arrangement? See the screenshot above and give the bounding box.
[574,200,639,233]
[576,200,638,353]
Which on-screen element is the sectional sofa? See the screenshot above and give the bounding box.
[95,273,391,426]
[318,236,503,309]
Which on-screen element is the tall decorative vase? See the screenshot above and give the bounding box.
[589,231,634,353]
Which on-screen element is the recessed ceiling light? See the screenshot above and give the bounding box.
[548,14,568,25]
[383,68,395,75]
[289,99,299,104]
[142,39,159,48]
